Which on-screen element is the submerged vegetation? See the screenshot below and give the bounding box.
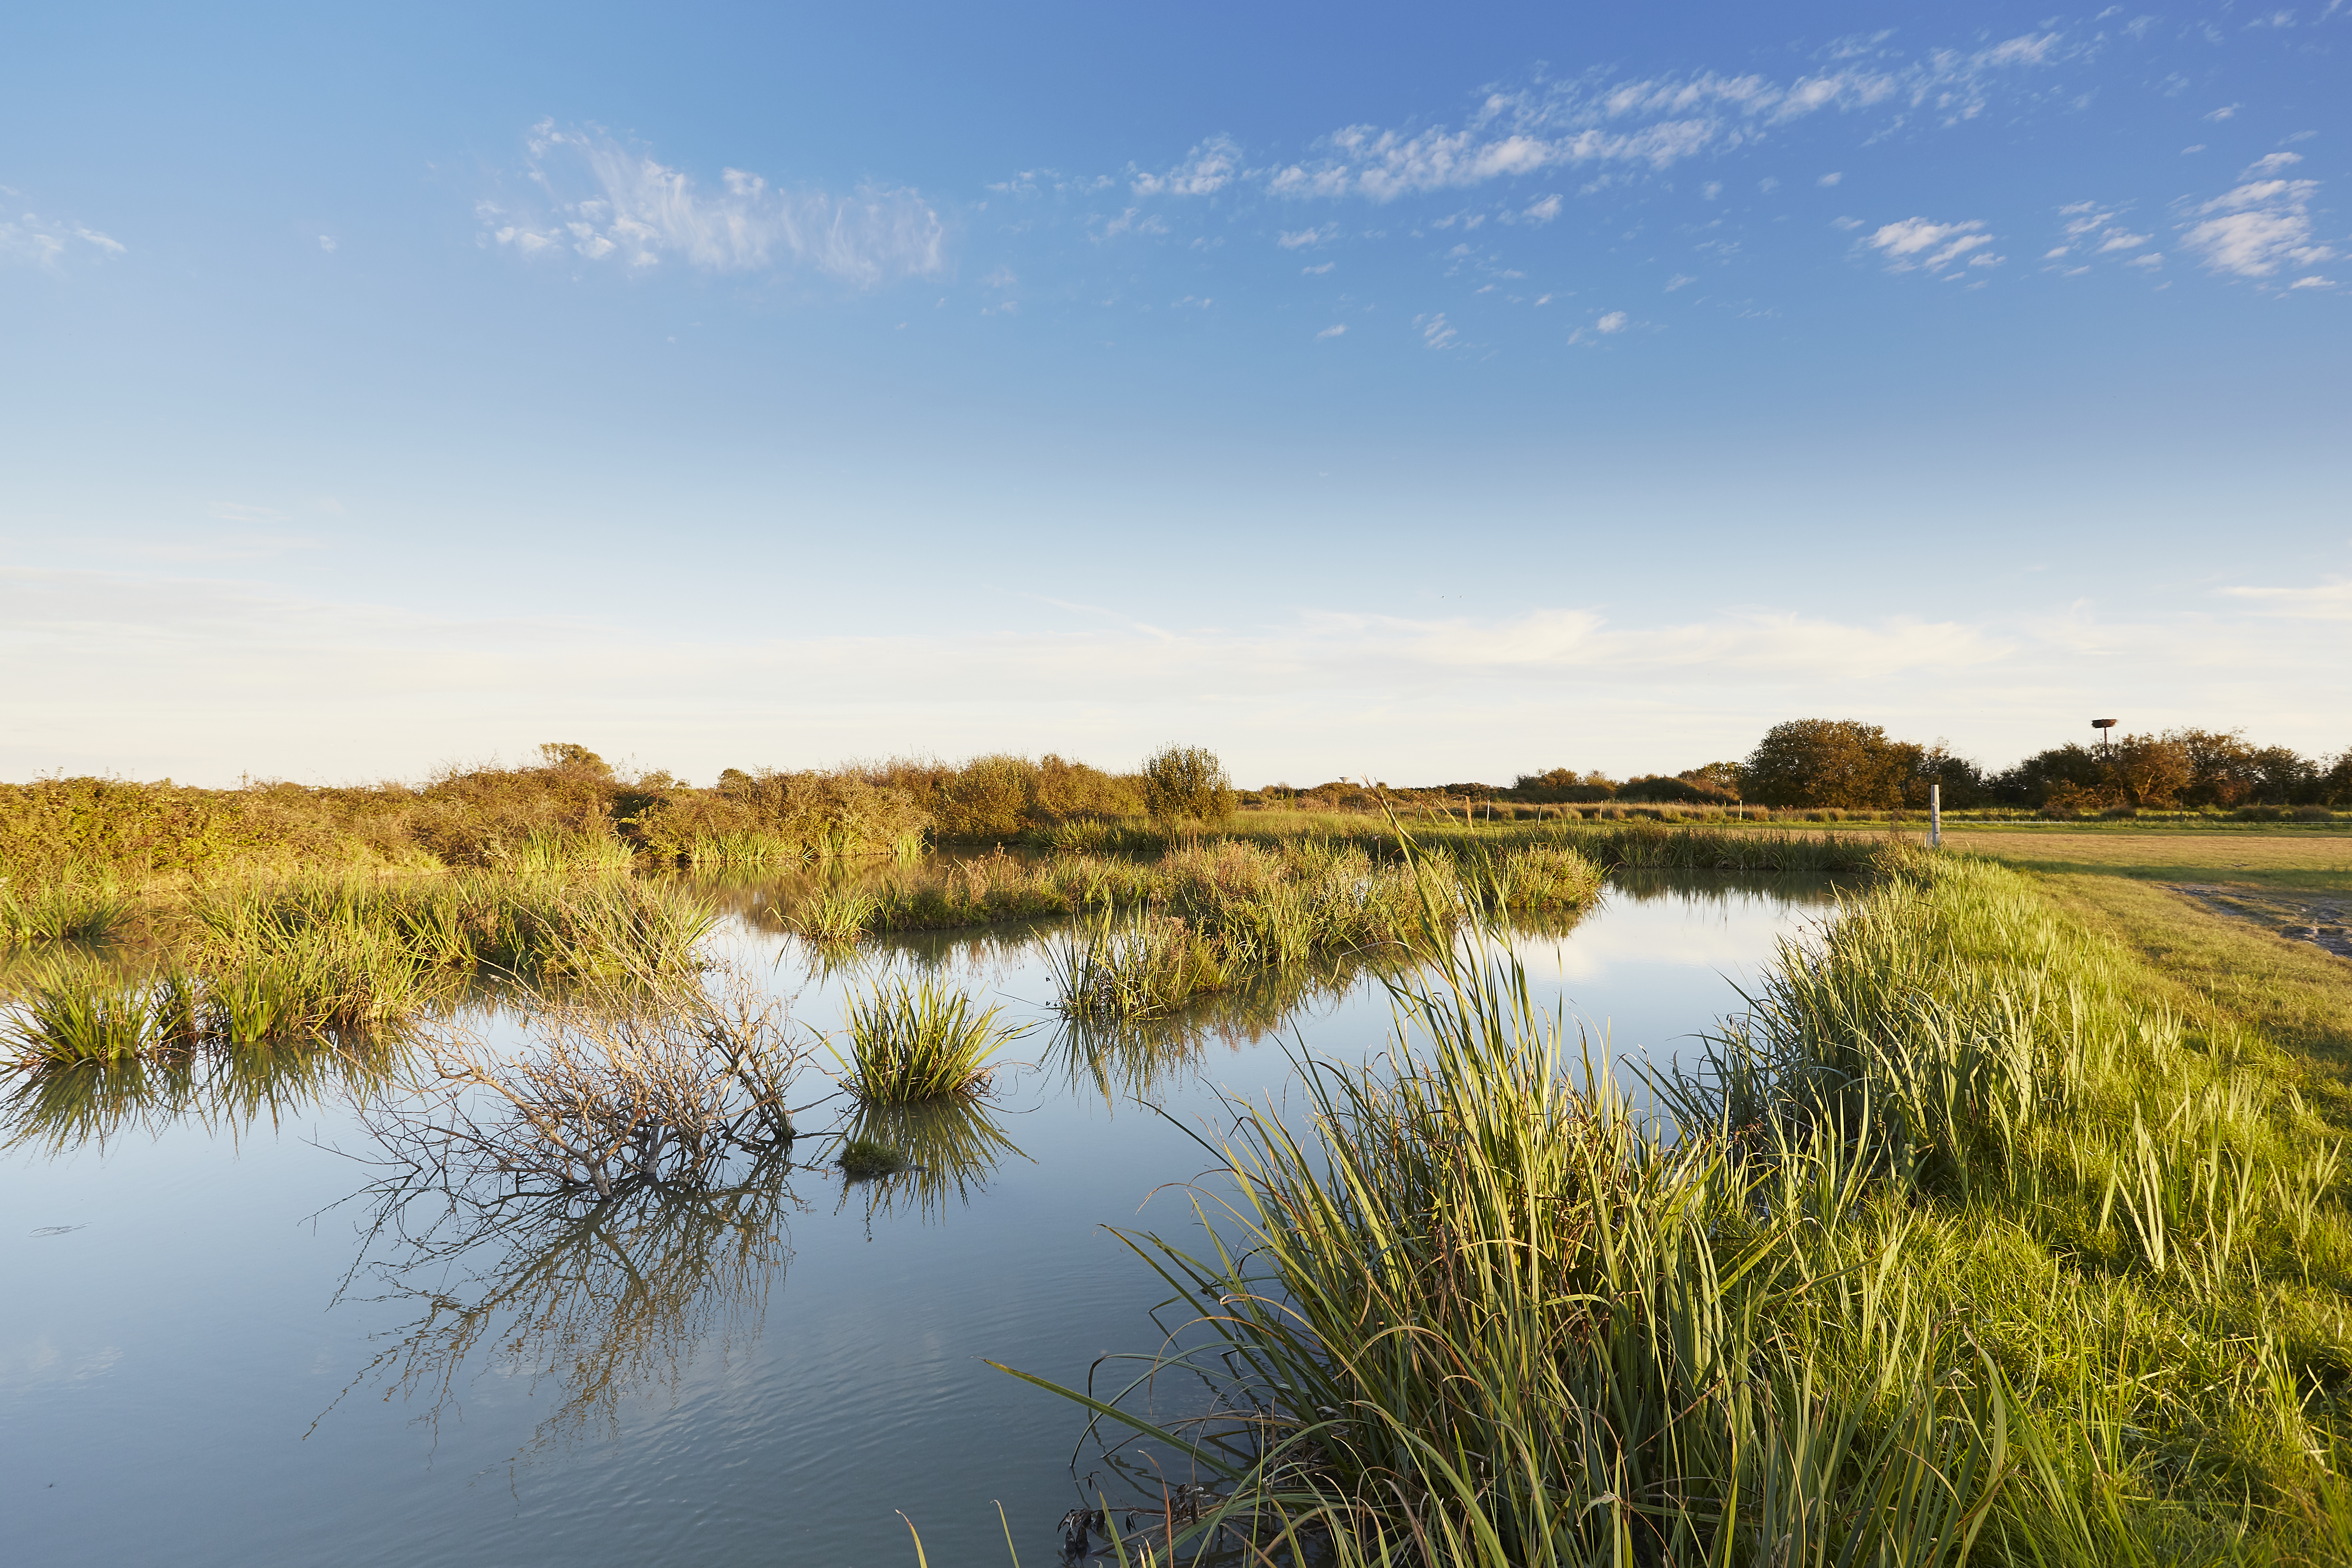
[1008,847,2352,1564]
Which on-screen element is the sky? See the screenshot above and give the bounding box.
[2,1,2346,789]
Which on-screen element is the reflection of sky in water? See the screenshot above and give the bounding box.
[0,874,1833,1568]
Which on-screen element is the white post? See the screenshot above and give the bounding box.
[1930,783,1942,850]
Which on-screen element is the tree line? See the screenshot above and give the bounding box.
[1680,720,2350,813]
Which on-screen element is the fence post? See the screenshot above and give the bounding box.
[1930,783,1942,850]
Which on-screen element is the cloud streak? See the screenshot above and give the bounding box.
[481,122,946,285]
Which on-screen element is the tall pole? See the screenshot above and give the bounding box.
[1930,783,1942,850]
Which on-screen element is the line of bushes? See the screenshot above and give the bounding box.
[0,744,1243,890]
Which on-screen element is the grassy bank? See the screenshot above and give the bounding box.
[1014,847,2352,1564]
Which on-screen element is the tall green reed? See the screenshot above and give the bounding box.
[838,974,1027,1103]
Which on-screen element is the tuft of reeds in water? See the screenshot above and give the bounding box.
[789,886,883,943]
[838,975,1025,1103]
[0,879,133,947]
[2,956,192,1065]
[1048,910,1230,1024]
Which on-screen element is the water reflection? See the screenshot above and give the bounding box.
[0,1044,393,1155]
[836,1096,1029,1224]
[328,1145,804,1459]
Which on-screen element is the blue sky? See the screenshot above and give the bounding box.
[3,1,2345,787]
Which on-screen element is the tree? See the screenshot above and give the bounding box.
[1739,720,1909,808]
[1142,745,1237,822]
[1989,743,2109,808]
[537,742,612,777]
[2107,733,2193,809]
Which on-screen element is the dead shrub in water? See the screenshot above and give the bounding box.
[370,966,808,1200]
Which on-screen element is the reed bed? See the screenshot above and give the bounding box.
[837,975,1025,1103]
[2,871,720,1067]
[1002,849,2352,1564]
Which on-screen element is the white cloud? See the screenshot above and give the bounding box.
[1130,136,1242,197]
[1595,310,1630,332]
[2221,579,2352,617]
[2205,103,2241,120]
[0,210,126,270]
[1664,273,1697,291]
[1316,323,1347,339]
[1817,172,1844,186]
[2245,151,2305,175]
[1860,216,1993,272]
[484,122,945,285]
[1301,261,1335,274]
[1095,207,1170,239]
[1276,223,1337,249]
[2127,252,2164,267]
[1416,312,1457,350]
[316,235,337,252]
[2178,178,2331,277]
[2290,274,2336,288]
[1252,33,2065,205]
[2097,230,2152,251]
[1521,193,1563,223]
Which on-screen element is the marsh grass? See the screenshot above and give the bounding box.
[1049,911,1231,1025]
[837,974,1027,1103]
[789,886,883,943]
[996,841,2352,1564]
[0,879,134,946]
[1,954,183,1065]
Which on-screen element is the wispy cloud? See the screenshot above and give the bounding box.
[0,209,126,270]
[2177,178,2333,278]
[1247,33,2065,202]
[1130,136,1241,197]
[1860,216,1997,273]
[480,122,945,285]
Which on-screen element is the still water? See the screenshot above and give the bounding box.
[1,873,1833,1568]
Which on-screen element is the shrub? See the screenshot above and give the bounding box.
[1141,746,1237,823]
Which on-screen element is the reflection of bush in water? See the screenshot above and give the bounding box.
[334,1145,800,1459]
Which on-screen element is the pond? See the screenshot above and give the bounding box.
[0,871,1835,1568]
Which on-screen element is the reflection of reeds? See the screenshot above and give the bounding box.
[837,1096,1027,1221]
[839,974,1024,1102]
[0,1038,394,1154]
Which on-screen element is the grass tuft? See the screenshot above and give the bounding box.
[838,975,1025,1103]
